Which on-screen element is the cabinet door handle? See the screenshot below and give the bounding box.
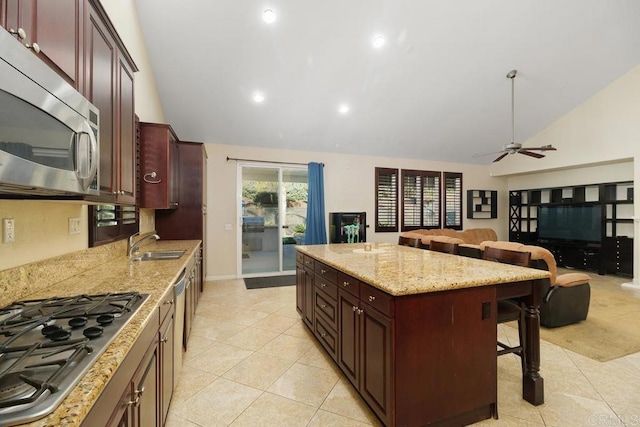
[161,336,169,343]
[320,332,327,337]
[352,306,357,311]
[321,269,327,274]
[320,283,326,288]
[320,304,327,308]
[9,28,26,40]
[368,295,376,302]
[357,309,363,315]
[343,281,349,286]
[143,171,162,184]
[164,299,174,305]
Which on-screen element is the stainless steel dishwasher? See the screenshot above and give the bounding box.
[173,268,187,380]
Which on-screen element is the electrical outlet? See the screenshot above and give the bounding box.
[3,218,15,243]
[225,224,232,231]
[68,217,81,235]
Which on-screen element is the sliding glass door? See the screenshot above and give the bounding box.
[239,164,308,277]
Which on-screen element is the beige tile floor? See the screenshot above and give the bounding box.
[166,272,640,427]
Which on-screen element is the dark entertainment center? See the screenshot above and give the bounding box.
[509,181,634,276]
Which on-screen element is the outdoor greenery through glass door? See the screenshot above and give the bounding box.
[241,165,308,276]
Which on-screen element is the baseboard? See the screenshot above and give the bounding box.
[621,280,640,290]
[205,274,237,281]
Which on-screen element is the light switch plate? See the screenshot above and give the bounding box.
[3,218,15,243]
[69,217,81,235]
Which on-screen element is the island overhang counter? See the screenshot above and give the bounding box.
[295,242,551,427]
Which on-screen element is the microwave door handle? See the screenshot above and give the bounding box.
[74,120,98,190]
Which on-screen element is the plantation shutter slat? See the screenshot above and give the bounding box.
[375,167,398,232]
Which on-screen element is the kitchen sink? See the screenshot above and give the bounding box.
[135,250,186,261]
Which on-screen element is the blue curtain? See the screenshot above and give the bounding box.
[304,162,327,245]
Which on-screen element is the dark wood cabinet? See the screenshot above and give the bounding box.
[297,250,498,426]
[139,122,179,209]
[337,283,392,425]
[0,0,84,89]
[159,291,175,427]
[85,0,137,204]
[183,253,197,347]
[155,141,208,284]
[132,342,158,427]
[510,181,634,276]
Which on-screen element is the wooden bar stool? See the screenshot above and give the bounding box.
[482,246,531,372]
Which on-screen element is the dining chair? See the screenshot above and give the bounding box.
[429,239,459,255]
[397,236,421,248]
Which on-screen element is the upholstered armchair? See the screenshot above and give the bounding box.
[478,241,591,328]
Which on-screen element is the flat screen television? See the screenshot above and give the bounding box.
[537,205,602,243]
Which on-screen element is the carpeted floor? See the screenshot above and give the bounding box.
[510,269,640,362]
[244,275,296,289]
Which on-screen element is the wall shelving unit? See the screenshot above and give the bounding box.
[467,190,497,219]
[509,181,634,276]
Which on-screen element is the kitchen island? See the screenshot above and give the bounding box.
[296,242,551,426]
[0,239,201,427]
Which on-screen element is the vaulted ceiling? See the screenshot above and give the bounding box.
[134,0,640,165]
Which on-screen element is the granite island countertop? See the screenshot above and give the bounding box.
[297,242,550,296]
[5,239,201,427]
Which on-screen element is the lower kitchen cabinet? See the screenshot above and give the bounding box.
[297,251,497,426]
[338,285,392,425]
[183,249,199,349]
[159,289,175,426]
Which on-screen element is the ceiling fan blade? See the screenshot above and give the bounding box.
[492,152,509,162]
[519,150,545,159]
[473,150,504,158]
[522,145,557,152]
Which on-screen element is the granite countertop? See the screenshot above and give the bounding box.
[9,239,201,427]
[297,242,551,296]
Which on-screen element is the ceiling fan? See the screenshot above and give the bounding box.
[475,70,557,162]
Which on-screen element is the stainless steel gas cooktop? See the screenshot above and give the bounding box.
[0,292,148,426]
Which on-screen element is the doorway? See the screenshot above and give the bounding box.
[239,164,308,277]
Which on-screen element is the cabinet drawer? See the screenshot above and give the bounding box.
[296,251,304,263]
[338,272,360,297]
[360,283,394,317]
[303,255,314,272]
[314,287,338,330]
[315,274,338,300]
[314,261,338,284]
[159,288,175,325]
[314,316,338,362]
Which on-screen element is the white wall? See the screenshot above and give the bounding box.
[205,143,506,279]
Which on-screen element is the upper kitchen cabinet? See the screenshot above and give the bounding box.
[0,0,84,89]
[139,122,179,209]
[85,0,138,204]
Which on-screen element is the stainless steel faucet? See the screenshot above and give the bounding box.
[128,232,160,258]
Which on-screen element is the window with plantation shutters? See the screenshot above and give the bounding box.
[401,170,440,231]
[443,172,463,230]
[375,167,399,232]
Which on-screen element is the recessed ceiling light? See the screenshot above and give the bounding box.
[338,104,350,114]
[253,92,265,103]
[372,34,386,48]
[262,9,276,24]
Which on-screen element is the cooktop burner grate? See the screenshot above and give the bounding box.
[0,291,147,426]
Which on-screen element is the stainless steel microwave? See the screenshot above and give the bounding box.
[0,29,99,197]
